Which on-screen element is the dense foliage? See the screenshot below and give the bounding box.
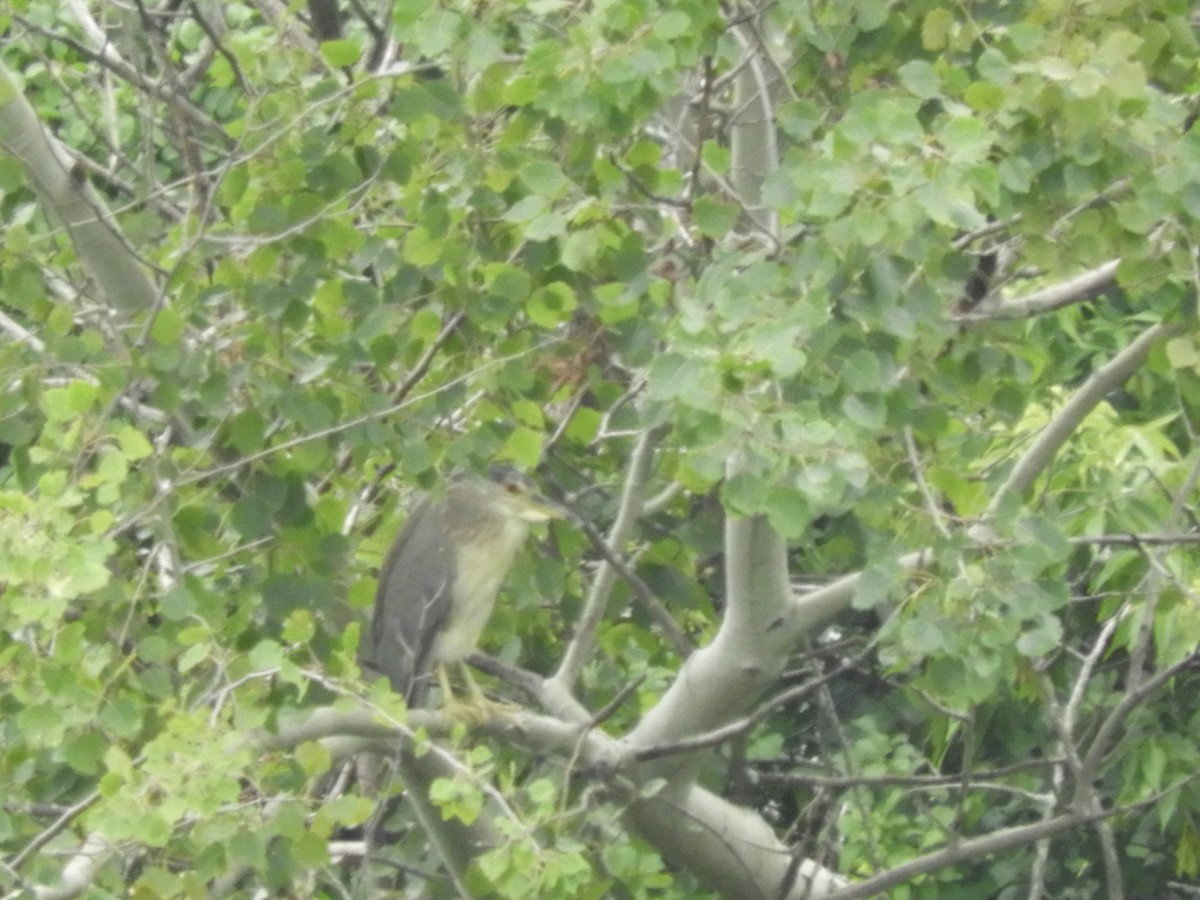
[2,1,1199,897]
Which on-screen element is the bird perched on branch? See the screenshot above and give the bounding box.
[366,467,561,712]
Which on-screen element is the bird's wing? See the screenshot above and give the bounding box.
[368,499,454,706]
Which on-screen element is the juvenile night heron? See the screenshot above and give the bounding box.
[366,467,561,710]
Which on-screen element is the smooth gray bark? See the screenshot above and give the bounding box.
[0,64,157,314]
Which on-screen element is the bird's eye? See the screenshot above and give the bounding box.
[504,481,521,494]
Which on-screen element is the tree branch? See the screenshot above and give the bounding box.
[623,783,850,900]
[564,503,694,659]
[0,63,158,313]
[824,808,1107,900]
[626,511,794,763]
[955,259,1121,321]
[986,321,1182,516]
[552,426,661,688]
[1079,649,1200,790]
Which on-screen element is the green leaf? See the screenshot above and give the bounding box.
[520,160,570,198]
[765,486,810,538]
[295,741,332,778]
[1016,615,1063,657]
[402,226,442,266]
[937,116,992,163]
[116,425,154,461]
[151,307,186,346]
[99,696,143,739]
[746,324,807,377]
[564,407,600,443]
[227,410,266,454]
[964,80,1005,111]
[319,39,362,67]
[898,61,941,99]
[654,10,691,39]
[901,616,947,654]
[501,427,544,468]
[63,731,108,775]
[511,399,544,428]
[921,8,955,50]
[526,281,577,327]
[486,263,532,300]
[692,196,739,238]
[701,140,731,175]
[852,557,904,609]
[646,352,720,411]
[560,230,602,271]
[430,776,484,825]
[248,639,284,670]
[1167,336,1200,371]
[524,210,568,240]
[42,380,99,421]
[282,609,316,645]
[841,394,886,430]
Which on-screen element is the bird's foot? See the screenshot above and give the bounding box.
[443,694,520,726]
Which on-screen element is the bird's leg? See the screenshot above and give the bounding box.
[436,664,458,706]
[435,664,480,723]
[460,661,490,707]
[440,661,518,723]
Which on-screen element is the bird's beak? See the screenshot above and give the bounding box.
[516,494,567,523]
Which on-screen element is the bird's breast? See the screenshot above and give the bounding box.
[435,518,530,662]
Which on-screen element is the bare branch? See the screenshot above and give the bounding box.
[1069,533,1200,547]
[552,426,661,688]
[824,800,1139,900]
[985,321,1182,517]
[955,259,1121,321]
[0,62,159,313]
[1080,649,1200,788]
[633,652,864,763]
[11,18,231,145]
[903,426,951,537]
[566,505,694,659]
[7,792,101,875]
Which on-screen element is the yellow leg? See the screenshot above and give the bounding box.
[437,662,517,723]
[436,664,457,705]
[459,662,489,706]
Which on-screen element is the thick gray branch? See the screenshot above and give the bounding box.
[626,514,792,760]
[264,696,851,897]
[0,64,157,313]
[624,783,849,899]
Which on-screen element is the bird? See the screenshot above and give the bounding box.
[365,467,562,712]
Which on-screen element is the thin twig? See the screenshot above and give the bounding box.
[553,427,662,687]
[755,758,1062,792]
[7,792,101,872]
[108,337,562,538]
[903,426,950,537]
[567,510,694,658]
[1069,533,1200,547]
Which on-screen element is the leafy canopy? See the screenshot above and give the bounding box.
[1,0,1199,897]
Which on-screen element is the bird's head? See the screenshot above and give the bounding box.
[456,466,564,524]
[486,465,564,523]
